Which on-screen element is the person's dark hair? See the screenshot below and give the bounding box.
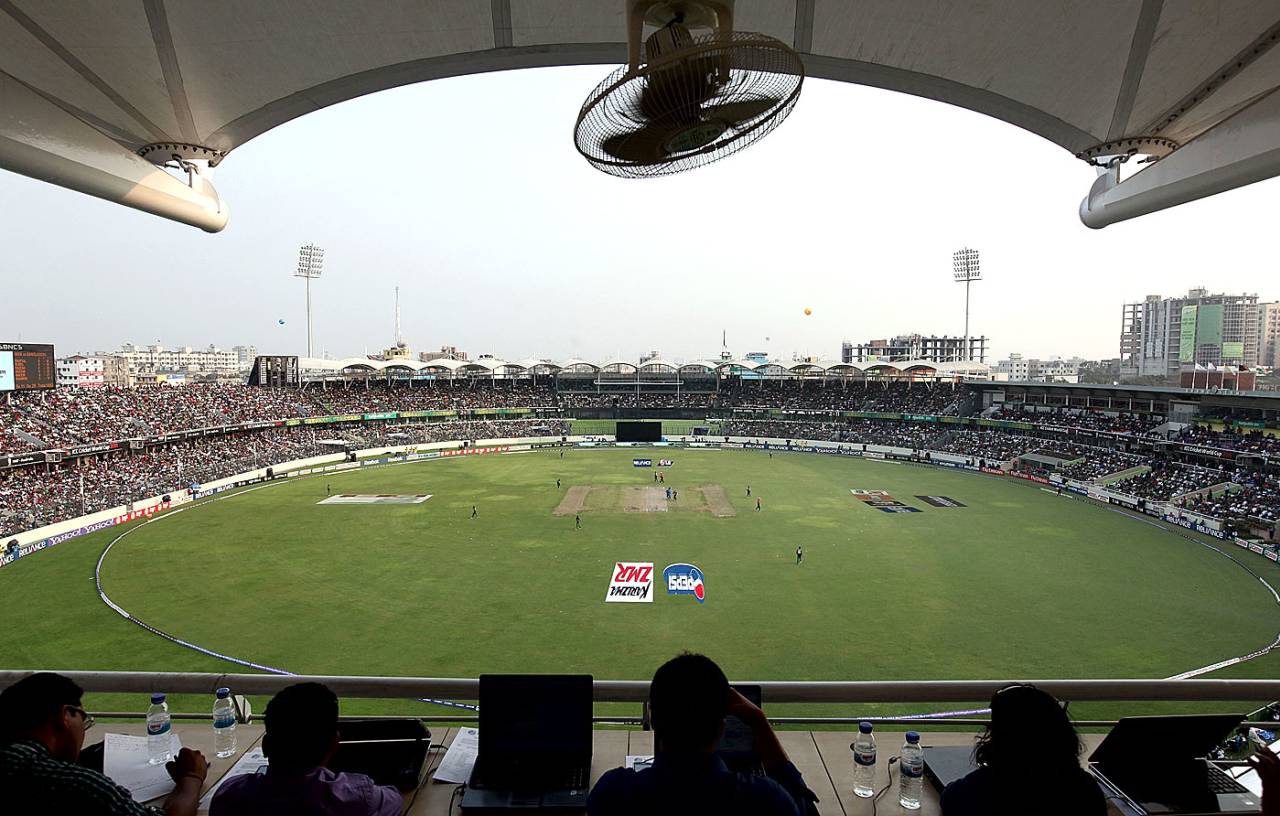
[974,684,1082,775]
[263,682,339,771]
[0,672,84,742]
[649,653,728,751]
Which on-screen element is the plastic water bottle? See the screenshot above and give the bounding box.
[213,687,237,758]
[851,721,877,798]
[146,693,172,765]
[899,731,924,810]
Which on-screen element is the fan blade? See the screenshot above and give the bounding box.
[602,124,679,164]
[702,97,781,126]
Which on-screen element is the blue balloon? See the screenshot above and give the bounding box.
[278,319,286,325]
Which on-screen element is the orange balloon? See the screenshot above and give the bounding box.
[803,308,812,316]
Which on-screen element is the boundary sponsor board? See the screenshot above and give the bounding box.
[663,563,705,603]
[632,458,653,467]
[658,459,674,467]
[113,501,171,525]
[605,561,654,603]
[916,495,966,508]
[438,446,511,457]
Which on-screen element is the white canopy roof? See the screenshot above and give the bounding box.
[2,1,1277,232]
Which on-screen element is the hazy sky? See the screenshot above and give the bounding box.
[1,66,1277,364]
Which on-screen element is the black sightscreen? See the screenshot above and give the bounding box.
[616,421,661,442]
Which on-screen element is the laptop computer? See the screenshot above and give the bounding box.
[329,718,431,790]
[1088,714,1261,814]
[923,744,978,792]
[461,674,593,811]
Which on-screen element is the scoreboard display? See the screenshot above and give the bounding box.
[0,343,56,392]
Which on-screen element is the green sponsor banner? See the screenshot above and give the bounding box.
[302,414,362,425]
[903,414,939,422]
[1198,303,1224,346]
[977,418,1034,430]
[768,409,786,417]
[940,416,965,424]
[1179,305,1197,363]
[285,419,302,427]
[1234,420,1266,429]
[842,411,904,420]
[1222,341,1244,360]
[398,410,456,418]
[496,408,531,415]
[363,412,398,421]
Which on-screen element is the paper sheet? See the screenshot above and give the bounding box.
[625,755,654,771]
[103,732,183,803]
[433,727,479,784]
[197,747,269,812]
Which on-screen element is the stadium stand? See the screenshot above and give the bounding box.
[2,380,1277,539]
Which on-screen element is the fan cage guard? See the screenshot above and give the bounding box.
[575,31,804,178]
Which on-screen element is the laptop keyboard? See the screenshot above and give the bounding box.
[470,764,587,791]
[1206,763,1249,795]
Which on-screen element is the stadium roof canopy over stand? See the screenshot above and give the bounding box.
[2,1,1278,232]
[300,355,991,379]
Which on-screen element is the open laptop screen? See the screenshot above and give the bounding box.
[478,674,594,761]
[1090,714,1244,769]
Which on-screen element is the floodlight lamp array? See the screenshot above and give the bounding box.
[296,244,324,279]
[952,248,980,281]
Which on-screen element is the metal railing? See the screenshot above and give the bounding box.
[5,671,1278,727]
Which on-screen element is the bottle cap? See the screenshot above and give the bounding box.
[859,721,873,734]
[151,693,166,704]
[216,687,230,698]
[906,731,920,743]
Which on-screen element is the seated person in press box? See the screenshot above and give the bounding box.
[941,683,1106,816]
[588,653,817,816]
[0,671,208,816]
[211,682,401,816]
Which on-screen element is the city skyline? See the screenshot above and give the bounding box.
[2,68,1278,364]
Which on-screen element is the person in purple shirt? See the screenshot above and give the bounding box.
[588,653,817,816]
[211,683,401,816]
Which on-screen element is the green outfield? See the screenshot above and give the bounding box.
[1,447,1276,722]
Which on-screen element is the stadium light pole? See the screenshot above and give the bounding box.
[295,244,324,358]
[952,248,981,362]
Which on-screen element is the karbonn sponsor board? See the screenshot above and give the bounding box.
[114,501,171,525]
[605,561,654,603]
[664,563,705,603]
[632,458,653,467]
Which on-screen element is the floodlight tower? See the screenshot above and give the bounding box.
[952,247,981,362]
[295,243,324,358]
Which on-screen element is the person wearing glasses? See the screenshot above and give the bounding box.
[0,672,208,815]
[941,683,1105,815]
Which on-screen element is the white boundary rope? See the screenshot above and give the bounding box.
[90,448,1280,709]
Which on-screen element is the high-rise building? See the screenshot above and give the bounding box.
[842,334,988,365]
[1258,302,1280,369]
[1119,289,1259,378]
[995,354,1087,382]
[112,344,241,375]
[233,345,257,369]
[56,355,130,388]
